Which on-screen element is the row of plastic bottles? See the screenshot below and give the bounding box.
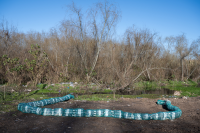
[18,94,182,120]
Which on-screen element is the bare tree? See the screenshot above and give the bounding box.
[188,36,200,80]
[170,34,197,81]
[88,1,120,77]
[63,1,120,82]
[110,27,160,91]
[0,19,18,56]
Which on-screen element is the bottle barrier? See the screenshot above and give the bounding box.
[18,94,182,120]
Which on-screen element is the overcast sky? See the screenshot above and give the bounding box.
[0,0,199,43]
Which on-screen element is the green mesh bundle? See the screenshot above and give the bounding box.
[18,94,182,120]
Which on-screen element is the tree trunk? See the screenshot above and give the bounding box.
[113,90,116,99]
[86,74,90,82]
[181,59,184,81]
[146,68,151,80]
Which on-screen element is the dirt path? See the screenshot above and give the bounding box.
[1,96,200,133]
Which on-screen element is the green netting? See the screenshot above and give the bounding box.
[18,94,182,120]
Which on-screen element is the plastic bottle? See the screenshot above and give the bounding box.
[17,95,182,120]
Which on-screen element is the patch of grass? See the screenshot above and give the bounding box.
[167,80,181,86]
[166,80,198,87]
[134,81,160,90]
[64,88,84,93]
[126,80,197,93]
[187,79,198,86]
[75,94,113,101]
[101,89,113,93]
[33,89,52,93]
[36,84,48,89]
[27,93,53,101]
[75,93,162,101]
[0,91,26,103]
[0,104,17,113]
[134,82,145,88]
[168,85,200,97]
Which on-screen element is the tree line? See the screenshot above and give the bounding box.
[0,1,200,88]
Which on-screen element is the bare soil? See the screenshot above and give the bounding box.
[1,96,200,133]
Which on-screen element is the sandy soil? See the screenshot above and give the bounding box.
[0,96,200,133]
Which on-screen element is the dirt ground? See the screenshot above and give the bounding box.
[0,96,200,133]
